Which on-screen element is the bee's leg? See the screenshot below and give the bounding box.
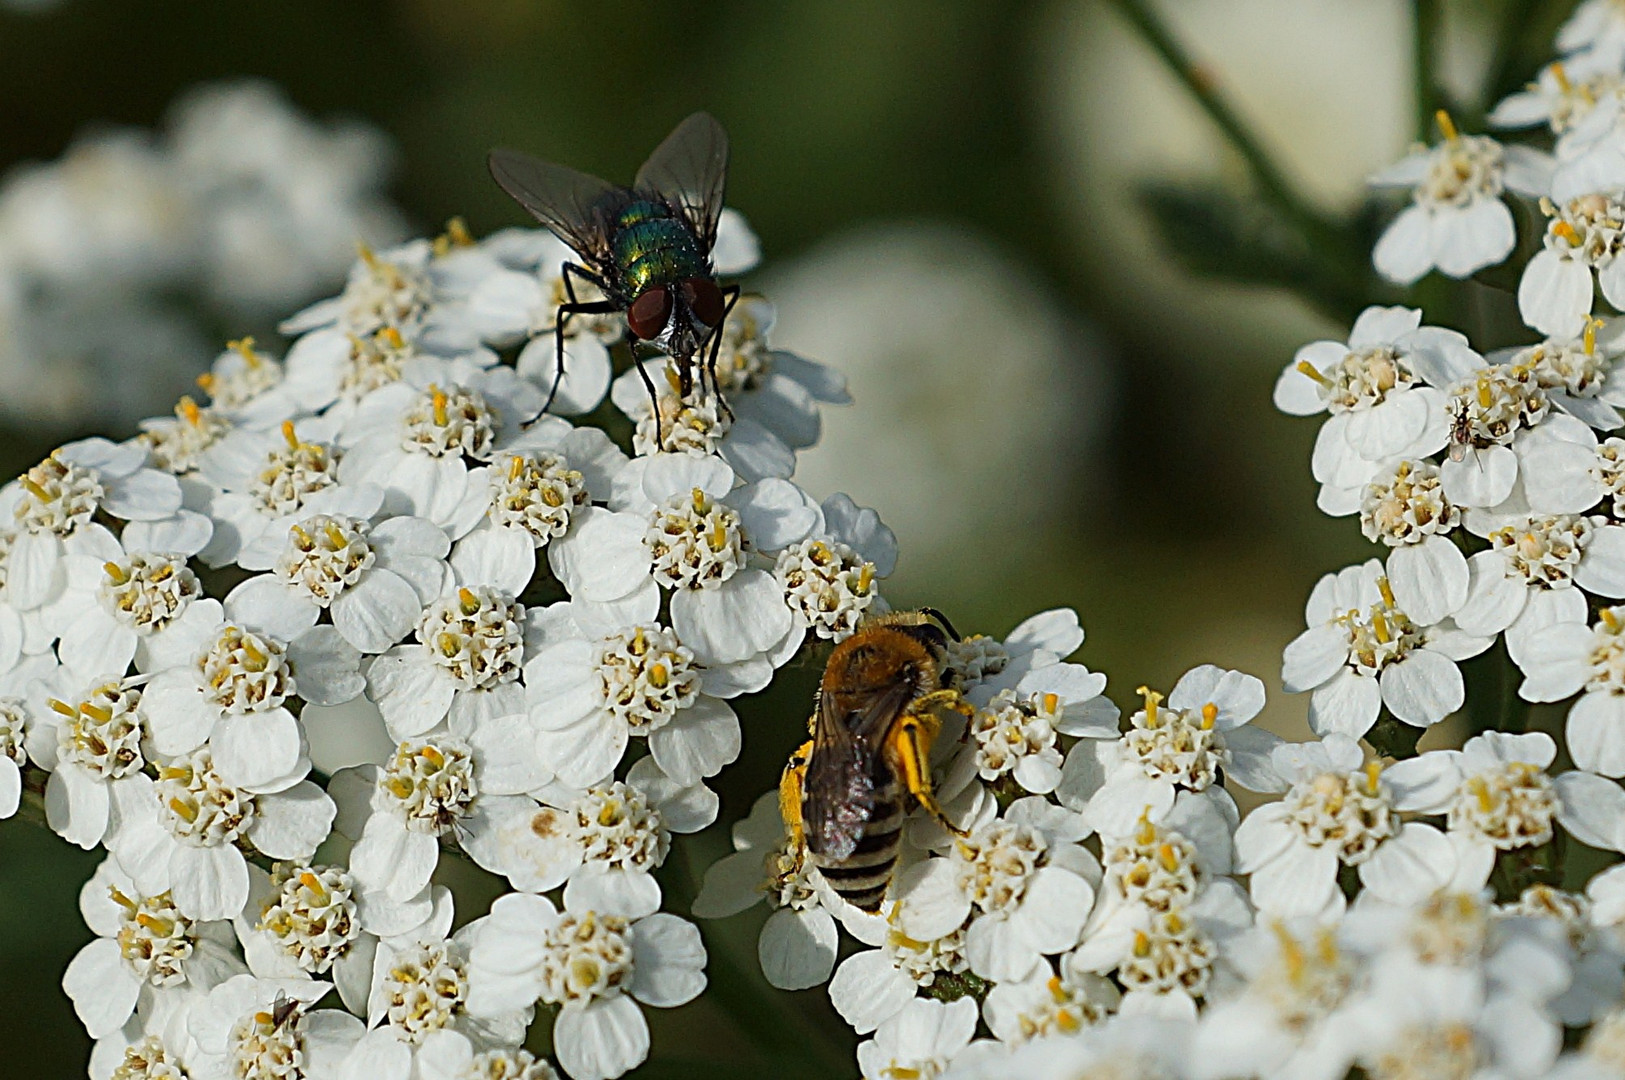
[779,739,814,854]
[889,711,967,838]
[706,284,743,421]
[550,263,617,414]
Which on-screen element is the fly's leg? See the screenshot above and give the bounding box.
[888,708,968,838]
[703,284,743,422]
[779,739,814,859]
[629,338,668,446]
[549,262,617,414]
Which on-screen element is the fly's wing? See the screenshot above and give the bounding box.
[802,675,915,861]
[488,148,618,264]
[633,112,729,250]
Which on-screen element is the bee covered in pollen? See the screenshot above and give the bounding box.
[779,609,972,912]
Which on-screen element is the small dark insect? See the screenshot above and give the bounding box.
[1448,398,1473,464]
[780,609,972,913]
[269,991,300,1031]
[488,114,740,424]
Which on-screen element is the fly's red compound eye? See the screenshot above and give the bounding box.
[627,287,673,340]
[682,277,725,327]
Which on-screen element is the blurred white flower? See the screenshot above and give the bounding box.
[1369,118,1550,285]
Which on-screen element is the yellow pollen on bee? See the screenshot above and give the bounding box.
[1554,220,1583,246]
[179,396,202,425]
[48,698,77,718]
[1200,702,1218,730]
[1434,109,1459,143]
[229,337,260,367]
[1294,359,1332,387]
[458,587,479,615]
[1136,686,1163,727]
[1603,608,1623,633]
[281,420,300,449]
[168,797,199,823]
[1157,843,1180,872]
[430,386,449,427]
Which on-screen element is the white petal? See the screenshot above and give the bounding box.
[629,912,707,1006]
[63,938,141,1039]
[1372,205,1435,284]
[1578,525,1625,598]
[669,570,793,665]
[1569,692,1625,777]
[553,996,649,1080]
[829,950,917,1035]
[1307,669,1382,739]
[247,781,336,860]
[1282,623,1350,693]
[1556,770,1625,851]
[1431,197,1514,278]
[169,844,250,920]
[1358,822,1456,904]
[1519,249,1594,339]
[1379,649,1463,727]
[1386,535,1469,625]
[332,572,422,654]
[1440,444,1517,508]
[647,697,740,786]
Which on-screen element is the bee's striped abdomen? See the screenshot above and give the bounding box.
[810,785,904,913]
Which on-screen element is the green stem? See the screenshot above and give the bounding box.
[1366,710,1423,759]
[1413,0,1443,141]
[1105,0,1344,251]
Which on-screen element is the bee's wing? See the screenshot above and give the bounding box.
[802,677,915,861]
[633,112,728,251]
[488,148,618,263]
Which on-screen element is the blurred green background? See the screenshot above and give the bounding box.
[0,0,1581,1074]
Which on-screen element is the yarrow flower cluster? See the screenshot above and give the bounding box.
[0,160,891,1078]
[29,18,1625,1077]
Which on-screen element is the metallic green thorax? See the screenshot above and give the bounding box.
[610,200,709,297]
